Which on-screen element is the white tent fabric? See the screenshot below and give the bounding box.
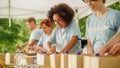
[0,0,119,19]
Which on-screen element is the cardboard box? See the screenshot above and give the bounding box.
[61,54,68,68]
[50,54,61,68]
[0,53,15,64]
[68,54,83,68]
[37,54,50,68]
[84,55,120,68]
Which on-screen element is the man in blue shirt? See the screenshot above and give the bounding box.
[17,17,42,53]
[83,0,120,54]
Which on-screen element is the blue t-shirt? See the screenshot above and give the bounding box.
[37,34,51,48]
[48,21,82,53]
[85,8,120,52]
[29,28,42,46]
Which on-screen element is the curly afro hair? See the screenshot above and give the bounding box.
[47,3,75,26]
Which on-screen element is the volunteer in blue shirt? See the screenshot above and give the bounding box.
[83,0,120,54]
[47,3,82,53]
[98,28,120,56]
[18,17,42,53]
[35,19,55,53]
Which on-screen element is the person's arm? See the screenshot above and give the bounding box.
[16,42,28,50]
[20,39,38,52]
[21,42,28,47]
[51,46,56,53]
[59,36,77,53]
[87,40,93,54]
[109,43,120,56]
[47,42,52,52]
[34,45,48,53]
[47,28,56,53]
[85,18,93,54]
[47,42,56,54]
[27,39,38,46]
[97,29,120,55]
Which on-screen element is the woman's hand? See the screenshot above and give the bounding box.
[108,43,120,56]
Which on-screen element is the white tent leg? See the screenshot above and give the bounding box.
[8,0,11,27]
[9,17,11,27]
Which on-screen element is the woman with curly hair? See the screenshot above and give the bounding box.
[47,3,82,53]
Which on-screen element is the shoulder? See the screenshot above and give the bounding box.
[87,13,95,20]
[51,27,58,35]
[33,28,42,34]
[86,13,95,25]
[68,21,78,28]
[67,21,80,31]
[40,34,46,40]
[34,28,42,32]
[107,8,120,17]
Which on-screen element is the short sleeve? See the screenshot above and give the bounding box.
[37,35,43,47]
[32,29,42,40]
[69,22,81,39]
[115,12,120,31]
[48,28,56,44]
[85,17,90,39]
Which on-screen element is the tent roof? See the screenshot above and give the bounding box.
[0,0,119,19]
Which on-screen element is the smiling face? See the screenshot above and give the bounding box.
[41,24,52,34]
[53,13,67,29]
[40,19,52,35]
[83,0,104,12]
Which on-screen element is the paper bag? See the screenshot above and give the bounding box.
[26,56,35,64]
[61,54,68,68]
[0,53,15,64]
[10,53,15,63]
[0,53,5,61]
[37,54,50,68]
[50,54,61,68]
[91,56,120,68]
[68,54,73,68]
[72,54,83,68]
[84,55,120,68]
[68,54,83,68]
[84,56,92,68]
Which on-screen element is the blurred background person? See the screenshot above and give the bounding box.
[17,17,42,53]
[34,19,55,53]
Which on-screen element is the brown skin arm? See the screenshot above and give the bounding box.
[97,29,120,55]
[86,40,93,54]
[51,46,56,53]
[59,36,78,53]
[109,43,120,56]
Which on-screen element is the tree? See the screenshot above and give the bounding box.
[0,18,21,52]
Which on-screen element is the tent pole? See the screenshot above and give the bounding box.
[74,7,79,24]
[8,0,11,27]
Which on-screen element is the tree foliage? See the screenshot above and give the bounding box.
[0,18,21,52]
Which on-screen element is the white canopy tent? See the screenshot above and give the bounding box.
[0,0,119,26]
